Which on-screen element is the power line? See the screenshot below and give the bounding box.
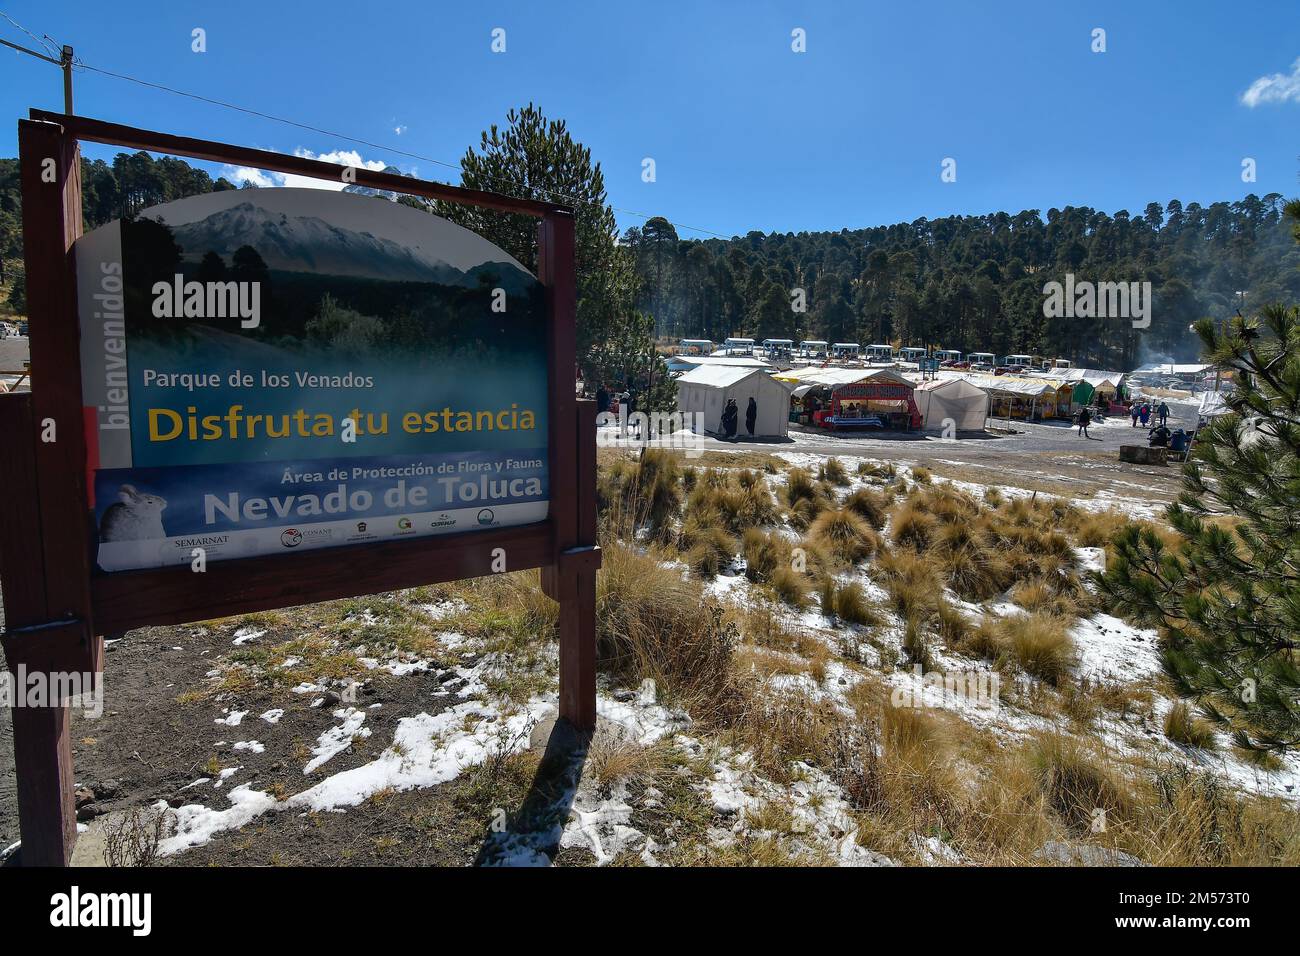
[2,13,734,239]
[74,59,734,239]
[0,10,58,58]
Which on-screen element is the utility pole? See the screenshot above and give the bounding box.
[61,45,74,114]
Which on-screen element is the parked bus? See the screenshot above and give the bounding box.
[677,338,714,356]
[761,338,794,360]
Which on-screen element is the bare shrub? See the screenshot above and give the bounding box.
[104,804,174,867]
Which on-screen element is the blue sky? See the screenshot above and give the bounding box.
[2,0,1298,238]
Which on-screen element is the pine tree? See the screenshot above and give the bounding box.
[433,103,636,378]
[1098,205,1300,756]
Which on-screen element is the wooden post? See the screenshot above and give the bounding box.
[6,696,76,867]
[19,119,96,623]
[0,393,81,867]
[3,117,101,866]
[538,211,598,731]
[558,399,599,730]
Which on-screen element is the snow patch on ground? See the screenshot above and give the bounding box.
[303,707,372,774]
[418,599,470,621]
[1070,613,1163,685]
[232,627,265,645]
[688,739,895,866]
[158,786,279,855]
[292,701,547,810]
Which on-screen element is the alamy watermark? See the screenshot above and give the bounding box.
[597,406,707,457]
[151,275,261,329]
[1,666,103,717]
[890,664,1000,711]
[1043,273,1151,329]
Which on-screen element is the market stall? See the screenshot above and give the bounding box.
[776,367,921,431]
[954,373,1059,421]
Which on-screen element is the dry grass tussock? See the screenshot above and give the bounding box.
[1163,701,1219,751]
[808,507,880,565]
[962,611,1076,686]
[577,455,1300,866]
[594,539,743,723]
[597,448,682,541]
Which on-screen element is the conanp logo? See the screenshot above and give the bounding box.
[281,528,303,548]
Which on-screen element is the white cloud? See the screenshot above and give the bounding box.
[222,165,278,188]
[394,125,408,136]
[1241,57,1300,107]
[220,148,392,191]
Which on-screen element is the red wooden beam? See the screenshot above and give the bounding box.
[90,523,554,633]
[29,110,572,219]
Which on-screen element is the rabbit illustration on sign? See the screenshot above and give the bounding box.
[99,484,168,541]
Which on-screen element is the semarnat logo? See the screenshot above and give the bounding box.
[281,528,303,548]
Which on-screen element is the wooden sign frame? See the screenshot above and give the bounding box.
[0,110,599,866]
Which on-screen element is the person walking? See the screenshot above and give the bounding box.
[596,383,610,415]
[1139,403,1150,427]
[1077,406,1092,439]
[745,396,758,437]
[1130,404,1139,427]
[1157,401,1169,426]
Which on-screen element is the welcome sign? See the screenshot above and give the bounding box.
[76,188,550,571]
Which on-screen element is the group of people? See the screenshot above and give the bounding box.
[594,383,634,416]
[1130,400,1169,428]
[1076,398,1175,441]
[720,396,758,439]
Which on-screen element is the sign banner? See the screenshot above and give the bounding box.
[76,188,549,571]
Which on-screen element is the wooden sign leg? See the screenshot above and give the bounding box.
[557,561,598,730]
[6,692,76,866]
[539,209,598,733]
[544,399,599,732]
[0,393,81,867]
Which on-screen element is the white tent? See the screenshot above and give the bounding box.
[1031,367,1125,390]
[912,377,990,432]
[1137,363,1210,377]
[774,366,914,389]
[1198,391,1231,419]
[949,372,1056,398]
[666,354,773,374]
[676,366,792,438]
